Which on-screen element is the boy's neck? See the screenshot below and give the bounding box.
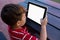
[12,25,22,30]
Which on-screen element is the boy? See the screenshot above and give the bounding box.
[1,4,47,40]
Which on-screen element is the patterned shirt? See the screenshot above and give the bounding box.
[8,26,39,40]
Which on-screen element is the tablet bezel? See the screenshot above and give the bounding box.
[26,2,47,25]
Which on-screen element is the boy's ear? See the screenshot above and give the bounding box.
[17,21,21,27]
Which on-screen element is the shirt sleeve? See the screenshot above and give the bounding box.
[11,31,39,40]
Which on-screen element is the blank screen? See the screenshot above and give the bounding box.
[27,3,45,24]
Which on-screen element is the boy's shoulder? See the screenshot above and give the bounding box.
[8,25,28,33]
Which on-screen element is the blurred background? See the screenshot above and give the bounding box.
[0,0,60,40]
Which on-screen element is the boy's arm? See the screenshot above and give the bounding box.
[40,16,48,40]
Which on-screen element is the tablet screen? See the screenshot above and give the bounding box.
[27,2,47,25]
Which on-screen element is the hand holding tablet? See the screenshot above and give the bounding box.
[27,2,47,25]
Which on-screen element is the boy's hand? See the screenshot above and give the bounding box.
[40,16,48,40]
[41,16,48,27]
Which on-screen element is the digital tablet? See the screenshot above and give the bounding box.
[27,2,47,25]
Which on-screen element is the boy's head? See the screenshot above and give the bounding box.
[1,4,26,28]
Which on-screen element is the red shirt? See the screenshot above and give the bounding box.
[8,26,39,40]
